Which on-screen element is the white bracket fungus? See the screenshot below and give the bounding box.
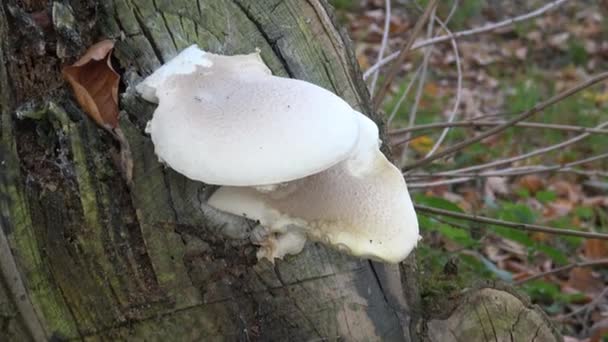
[137,45,420,264]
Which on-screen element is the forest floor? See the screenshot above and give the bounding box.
[334,0,608,340]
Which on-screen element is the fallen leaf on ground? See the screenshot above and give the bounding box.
[584,240,608,259]
[517,175,545,194]
[563,267,604,298]
[410,135,434,154]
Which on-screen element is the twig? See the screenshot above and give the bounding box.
[560,287,608,320]
[425,14,463,157]
[407,176,476,188]
[398,7,436,160]
[406,153,608,187]
[368,0,391,94]
[515,258,608,285]
[407,169,608,188]
[410,152,608,178]
[364,0,571,77]
[373,0,438,110]
[387,65,422,125]
[437,121,608,176]
[414,204,608,240]
[402,71,608,171]
[443,0,459,24]
[390,120,608,135]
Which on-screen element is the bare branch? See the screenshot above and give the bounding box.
[415,204,608,240]
[373,0,438,110]
[436,121,608,176]
[410,153,608,178]
[406,153,608,187]
[397,8,435,162]
[387,66,422,125]
[425,15,463,157]
[559,287,608,322]
[368,0,391,94]
[364,0,571,77]
[515,258,608,285]
[402,72,608,171]
[389,120,608,135]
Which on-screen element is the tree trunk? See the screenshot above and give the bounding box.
[0,1,560,341]
[1,1,418,340]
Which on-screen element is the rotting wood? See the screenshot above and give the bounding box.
[1,0,415,340]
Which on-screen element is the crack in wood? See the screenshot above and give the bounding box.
[231,0,294,78]
[481,299,499,342]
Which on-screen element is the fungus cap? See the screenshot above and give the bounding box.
[137,45,360,186]
[208,113,420,263]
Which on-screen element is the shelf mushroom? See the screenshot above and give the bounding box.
[137,45,419,264]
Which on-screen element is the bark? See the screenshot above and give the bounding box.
[1,1,416,341]
[0,1,560,341]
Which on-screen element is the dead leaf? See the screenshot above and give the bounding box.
[583,197,608,207]
[548,32,571,50]
[484,176,509,203]
[543,199,574,219]
[517,175,545,194]
[549,180,582,203]
[584,240,608,259]
[410,135,434,154]
[356,51,370,70]
[590,318,608,342]
[62,39,119,129]
[563,267,604,297]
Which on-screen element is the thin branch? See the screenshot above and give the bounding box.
[415,204,608,240]
[425,14,463,157]
[402,71,608,171]
[407,169,608,187]
[436,121,608,176]
[515,258,608,285]
[443,0,459,24]
[406,153,608,187]
[407,176,474,188]
[387,65,422,125]
[410,152,608,178]
[559,287,608,320]
[398,8,435,160]
[389,120,608,135]
[373,0,438,110]
[364,0,571,77]
[369,0,391,94]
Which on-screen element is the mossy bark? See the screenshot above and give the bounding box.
[1,1,416,341]
[0,1,560,341]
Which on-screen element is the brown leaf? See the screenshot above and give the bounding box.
[584,240,608,259]
[484,176,509,203]
[517,175,545,194]
[563,267,604,297]
[590,318,608,342]
[543,199,574,219]
[549,180,582,203]
[62,40,119,129]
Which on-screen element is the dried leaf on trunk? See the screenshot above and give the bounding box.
[62,39,119,129]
